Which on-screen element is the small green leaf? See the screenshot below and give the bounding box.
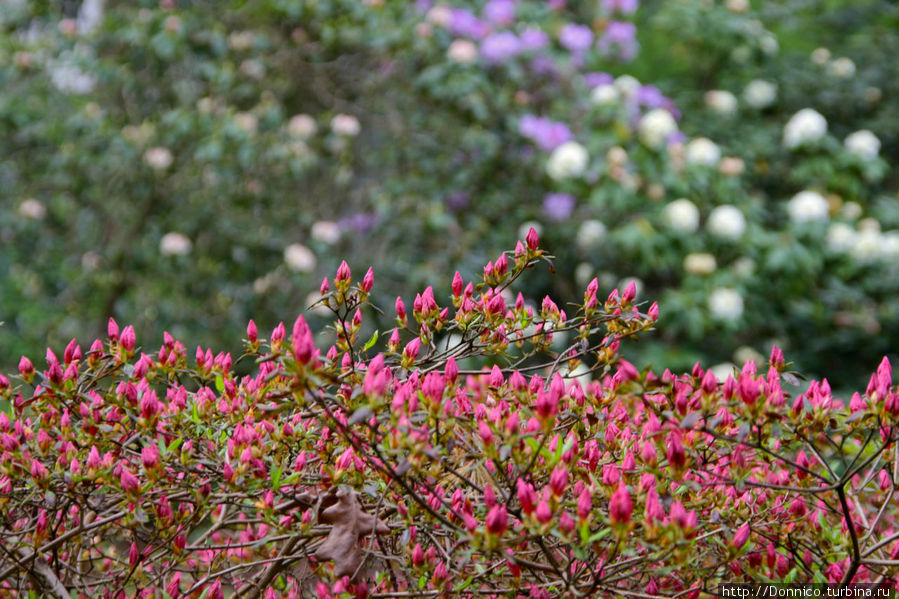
[271,463,283,489]
[215,375,224,393]
[587,528,612,543]
[363,330,379,352]
[418,575,427,590]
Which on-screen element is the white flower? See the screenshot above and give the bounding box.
[590,84,619,106]
[787,190,829,223]
[144,147,173,170]
[49,63,96,95]
[759,34,779,55]
[663,199,700,233]
[613,75,641,97]
[576,219,607,249]
[447,39,478,64]
[638,109,678,149]
[743,80,777,109]
[574,262,594,288]
[311,221,341,245]
[288,114,317,138]
[685,137,721,166]
[827,57,856,78]
[684,252,717,275]
[546,141,588,180]
[709,362,736,381]
[234,112,258,134]
[330,114,360,137]
[606,146,628,166]
[734,346,765,368]
[851,229,882,264]
[708,288,744,321]
[77,0,104,34]
[707,205,746,239]
[844,130,880,159]
[160,232,192,256]
[842,202,863,220]
[881,232,899,261]
[18,199,46,220]
[731,257,756,278]
[811,47,831,65]
[425,5,453,27]
[704,90,738,116]
[725,0,748,13]
[826,223,856,252]
[284,243,317,272]
[783,108,827,149]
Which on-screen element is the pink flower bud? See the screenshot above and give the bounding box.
[577,487,592,520]
[120,326,136,352]
[559,510,575,533]
[549,466,568,496]
[166,573,182,597]
[246,320,258,343]
[142,444,160,470]
[411,543,425,567]
[526,227,539,250]
[494,253,508,275]
[271,322,285,343]
[292,315,315,364]
[609,482,632,525]
[64,338,81,363]
[535,499,552,524]
[445,356,458,383]
[395,297,407,323]
[666,432,686,469]
[517,480,537,514]
[108,318,120,340]
[120,468,139,494]
[732,523,750,549]
[403,338,421,361]
[621,281,636,304]
[452,271,463,297]
[30,459,49,483]
[648,301,659,321]
[485,504,508,535]
[361,266,374,292]
[336,260,351,283]
[488,365,504,388]
[478,420,494,445]
[18,356,34,379]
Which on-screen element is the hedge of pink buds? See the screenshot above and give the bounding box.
[1,230,898,598]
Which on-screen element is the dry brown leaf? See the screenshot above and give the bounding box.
[313,486,389,578]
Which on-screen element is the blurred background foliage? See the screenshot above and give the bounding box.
[1,0,897,393]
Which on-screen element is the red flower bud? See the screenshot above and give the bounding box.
[336,260,351,283]
[108,317,120,340]
[411,543,425,567]
[361,266,374,293]
[246,320,258,343]
[120,326,136,352]
[648,301,659,321]
[621,281,636,304]
[577,487,592,520]
[609,482,632,525]
[549,466,568,496]
[452,271,463,297]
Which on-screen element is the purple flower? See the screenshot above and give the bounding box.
[547,0,566,9]
[601,0,638,14]
[543,193,576,222]
[584,71,614,88]
[519,28,549,52]
[636,85,669,109]
[480,31,521,64]
[597,21,638,61]
[483,0,515,26]
[446,191,470,211]
[530,55,557,76]
[339,213,378,234]
[415,0,433,13]
[450,8,489,40]
[518,116,573,151]
[559,23,594,52]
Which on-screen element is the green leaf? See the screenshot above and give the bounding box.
[586,528,612,543]
[363,330,379,352]
[271,463,283,489]
[418,575,427,590]
[215,375,225,393]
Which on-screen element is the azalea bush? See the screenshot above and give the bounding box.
[2,0,899,393]
[2,233,899,597]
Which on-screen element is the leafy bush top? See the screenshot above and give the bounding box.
[1,231,898,598]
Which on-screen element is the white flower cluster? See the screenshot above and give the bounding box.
[160,232,192,257]
[546,141,588,180]
[685,137,721,167]
[844,130,880,159]
[826,220,899,264]
[704,90,738,116]
[787,190,829,224]
[743,80,777,109]
[576,220,607,249]
[708,288,744,321]
[284,243,317,272]
[663,198,700,233]
[707,205,746,240]
[783,108,827,149]
[638,109,678,149]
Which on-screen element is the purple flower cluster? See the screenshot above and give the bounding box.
[449,8,489,39]
[601,0,639,15]
[584,72,614,88]
[519,116,573,151]
[481,31,521,64]
[483,0,515,26]
[558,24,594,53]
[542,193,576,222]
[597,21,639,62]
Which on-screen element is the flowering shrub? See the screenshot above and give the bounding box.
[3,232,899,597]
[2,1,899,404]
